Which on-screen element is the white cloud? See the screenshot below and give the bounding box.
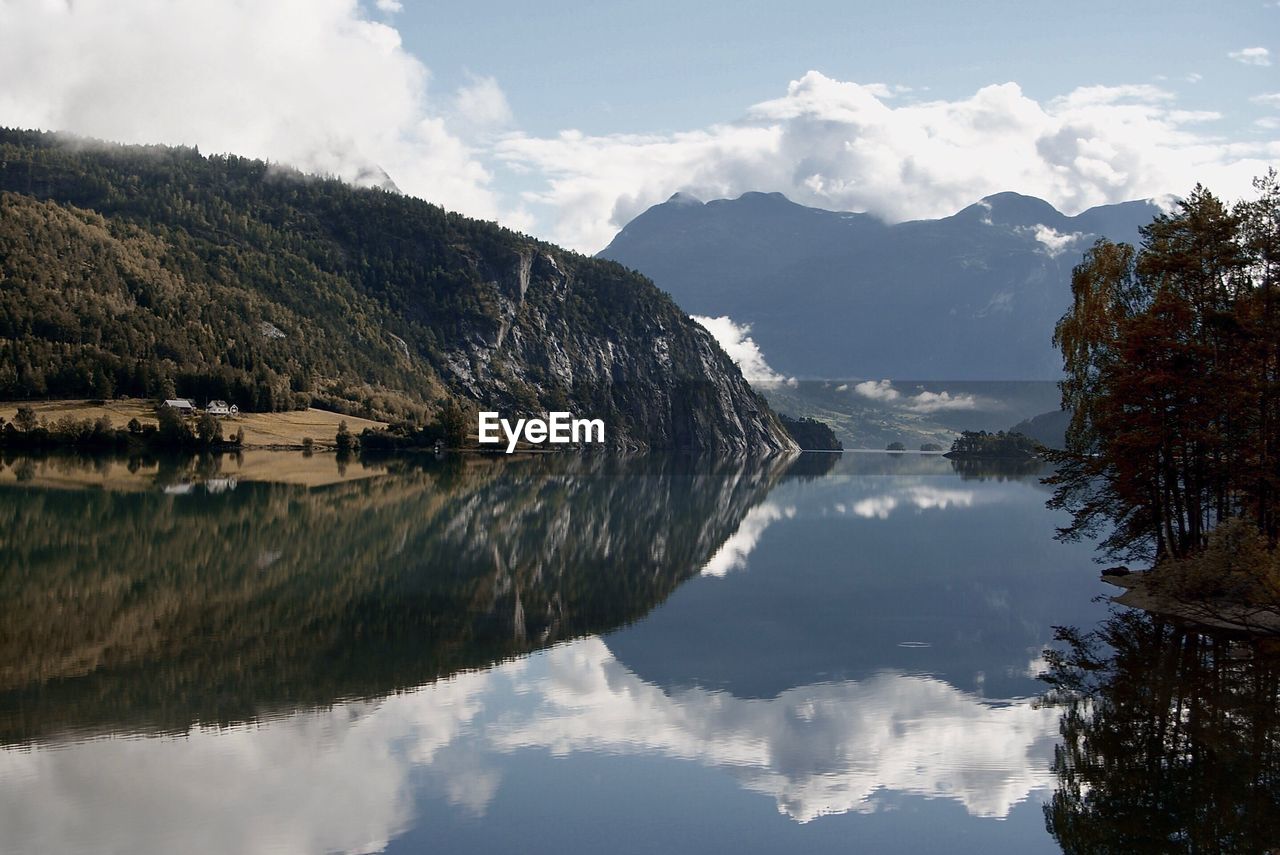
[843,485,977,519]
[0,667,501,855]
[861,82,914,99]
[854,379,901,402]
[0,0,521,227]
[1253,92,1280,107]
[692,315,792,384]
[497,72,1278,251]
[494,639,1059,822]
[1022,650,1051,679]
[905,485,975,510]
[853,380,978,413]
[1049,83,1173,108]
[903,390,978,413]
[701,501,795,577]
[1185,72,1203,84]
[1230,47,1272,66]
[2,7,1274,258]
[852,495,899,519]
[0,637,1060,847]
[452,74,515,134]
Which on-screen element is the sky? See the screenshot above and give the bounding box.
[1,0,1277,253]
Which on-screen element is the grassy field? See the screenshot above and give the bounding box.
[0,399,387,448]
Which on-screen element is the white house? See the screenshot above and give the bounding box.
[206,400,236,417]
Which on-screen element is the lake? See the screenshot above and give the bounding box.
[2,450,1272,854]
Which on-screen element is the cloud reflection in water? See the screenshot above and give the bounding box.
[0,636,1057,854]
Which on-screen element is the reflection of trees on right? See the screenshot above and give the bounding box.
[1042,610,1280,853]
[948,457,1045,482]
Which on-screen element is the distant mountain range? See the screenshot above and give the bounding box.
[600,190,1161,380]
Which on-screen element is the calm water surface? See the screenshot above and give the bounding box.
[0,451,1158,853]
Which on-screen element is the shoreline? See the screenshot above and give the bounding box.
[0,398,388,450]
[1104,572,1280,636]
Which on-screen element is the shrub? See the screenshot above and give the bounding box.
[1154,518,1280,607]
[195,413,222,445]
[335,421,354,453]
[14,405,37,432]
[156,406,192,445]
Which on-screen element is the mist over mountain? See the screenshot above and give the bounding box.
[599,190,1161,380]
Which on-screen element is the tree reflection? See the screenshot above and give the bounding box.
[1042,610,1280,853]
[0,453,796,745]
[948,456,1045,482]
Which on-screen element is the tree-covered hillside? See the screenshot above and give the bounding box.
[0,129,792,451]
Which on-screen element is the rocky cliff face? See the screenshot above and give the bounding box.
[0,128,795,452]
[429,245,794,452]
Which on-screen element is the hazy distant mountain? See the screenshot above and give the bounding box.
[600,191,1161,380]
[1010,408,1072,450]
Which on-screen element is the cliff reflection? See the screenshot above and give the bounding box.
[0,453,800,746]
[1043,611,1280,853]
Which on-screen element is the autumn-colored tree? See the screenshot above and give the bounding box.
[1050,174,1280,562]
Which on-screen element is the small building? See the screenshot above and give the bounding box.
[162,398,196,414]
[206,400,237,417]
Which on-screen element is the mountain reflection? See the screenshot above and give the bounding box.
[0,634,1060,855]
[0,450,1104,855]
[0,453,802,745]
[1042,611,1280,853]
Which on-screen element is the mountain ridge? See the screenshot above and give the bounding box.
[600,190,1161,380]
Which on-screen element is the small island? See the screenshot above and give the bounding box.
[943,430,1039,460]
[776,414,843,451]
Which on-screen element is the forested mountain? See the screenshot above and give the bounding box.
[0,129,792,451]
[599,190,1161,380]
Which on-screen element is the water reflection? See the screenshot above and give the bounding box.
[495,639,1059,822]
[0,451,1110,854]
[0,633,1065,855]
[1042,612,1280,853]
[0,453,798,745]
